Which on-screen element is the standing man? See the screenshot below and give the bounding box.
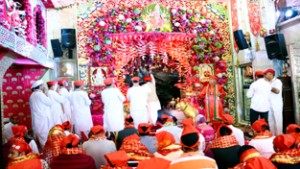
[29,80,52,147]
[265,68,283,135]
[101,78,126,132]
[58,78,72,123]
[70,80,93,138]
[47,80,66,126]
[143,74,161,125]
[247,71,272,125]
[127,76,150,128]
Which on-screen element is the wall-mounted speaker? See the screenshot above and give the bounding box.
[61,29,76,49]
[264,34,288,60]
[233,30,248,50]
[51,39,63,57]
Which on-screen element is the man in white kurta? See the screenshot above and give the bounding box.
[101,78,125,132]
[127,76,150,128]
[29,80,52,147]
[70,80,93,138]
[58,78,73,123]
[265,68,283,135]
[142,74,161,125]
[4,116,18,143]
[47,80,66,126]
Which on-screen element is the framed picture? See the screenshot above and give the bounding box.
[199,64,214,82]
[55,59,75,78]
[89,66,108,86]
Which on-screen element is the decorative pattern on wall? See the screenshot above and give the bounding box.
[2,66,46,130]
[77,0,236,116]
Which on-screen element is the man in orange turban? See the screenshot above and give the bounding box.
[156,115,183,144]
[7,140,49,169]
[286,124,300,149]
[138,123,158,154]
[233,145,276,169]
[248,119,275,158]
[58,78,73,122]
[83,125,116,169]
[51,134,96,169]
[101,150,132,169]
[198,75,226,122]
[222,114,245,145]
[169,118,218,169]
[70,80,93,139]
[101,77,126,132]
[154,131,182,161]
[270,134,300,168]
[137,157,171,169]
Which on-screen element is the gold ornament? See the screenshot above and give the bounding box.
[175,101,198,120]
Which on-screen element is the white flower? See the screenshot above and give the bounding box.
[99,21,106,26]
[217,73,222,78]
[193,30,197,34]
[214,56,220,62]
[171,9,177,14]
[135,26,142,31]
[126,18,132,23]
[200,19,206,24]
[210,30,215,35]
[118,14,125,20]
[174,22,180,27]
[196,14,201,18]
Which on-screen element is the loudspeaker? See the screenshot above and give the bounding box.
[233,30,248,50]
[61,29,76,49]
[51,39,63,57]
[264,34,288,60]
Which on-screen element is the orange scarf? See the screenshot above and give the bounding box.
[254,130,273,139]
[60,147,85,155]
[8,153,40,166]
[270,148,300,164]
[156,144,181,156]
[209,135,239,149]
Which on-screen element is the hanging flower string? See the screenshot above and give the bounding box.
[33,5,46,47]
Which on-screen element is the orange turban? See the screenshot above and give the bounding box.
[222,114,234,125]
[60,134,80,147]
[286,124,300,134]
[254,70,264,76]
[47,80,57,86]
[58,78,67,86]
[11,125,27,138]
[252,119,268,132]
[273,134,296,151]
[125,115,134,125]
[104,150,129,167]
[91,125,105,135]
[138,123,152,135]
[62,121,72,130]
[10,141,32,153]
[216,124,233,138]
[144,76,151,81]
[137,157,171,169]
[264,68,275,75]
[156,131,175,149]
[104,78,113,86]
[181,118,199,148]
[74,80,84,86]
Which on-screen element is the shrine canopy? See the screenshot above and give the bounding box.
[111,32,196,73]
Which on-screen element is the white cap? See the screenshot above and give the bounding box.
[31,80,44,89]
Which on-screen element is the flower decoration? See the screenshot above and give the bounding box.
[33,5,46,47]
[24,0,34,44]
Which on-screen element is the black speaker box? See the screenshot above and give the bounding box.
[264,34,288,60]
[234,30,248,50]
[51,39,63,57]
[61,29,76,49]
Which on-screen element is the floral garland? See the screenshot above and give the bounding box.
[23,0,34,44]
[33,5,46,47]
[0,0,4,26]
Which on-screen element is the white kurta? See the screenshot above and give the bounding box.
[269,78,283,135]
[70,90,93,138]
[4,122,16,143]
[127,85,150,128]
[59,87,72,123]
[142,74,161,125]
[248,136,275,159]
[29,90,52,147]
[101,87,125,132]
[47,90,66,126]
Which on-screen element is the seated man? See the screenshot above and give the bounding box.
[42,124,66,164]
[7,140,49,169]
[156,115,182,144]
[286,124,300,148]
[195,114,215,146]
[169,118,218,169]
[119,133,153,161]
[138,123,157,154]
[101,150,132,169]
[4,115,19,143]
[51,134,96,169]
[270,134,300,169]
[233,145,277,169]
[9,125,39,153]
[137,157,171,169]
[248,118,275,158]
[222,114,245,146]
[154,131,182,161]
[208,125,240,169]
[115,115,139,150]
[83,125,116,169]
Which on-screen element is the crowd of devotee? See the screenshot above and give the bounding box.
[2,69,300,169]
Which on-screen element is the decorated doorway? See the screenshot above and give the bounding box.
[76,0,236,122]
